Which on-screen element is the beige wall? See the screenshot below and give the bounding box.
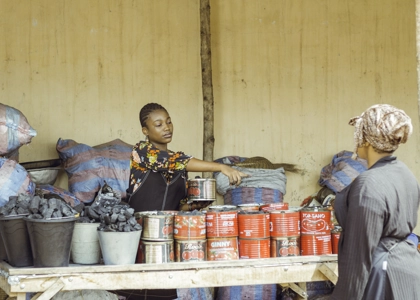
[1,0,419,229]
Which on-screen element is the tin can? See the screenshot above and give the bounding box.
[260,202,289,212]
[270,236,300,257]
[139,240,174,263]
[238,203,261,211]
[238,211,270,239]
[207,237,239,261]
[238,238,270,259]
[270,210,300,237]
[300,234,332,256]
[331,226,342,254]
[175,239,207,262]
[206,210,238,237]
[187,178,216,202]
[174,212,206,240]
[300,206,331,235]
[142,212,174,241]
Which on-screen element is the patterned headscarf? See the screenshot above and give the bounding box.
[349,104,412,155]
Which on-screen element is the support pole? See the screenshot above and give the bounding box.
[200,0,215,178]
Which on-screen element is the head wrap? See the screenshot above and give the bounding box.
[349,104,412,155]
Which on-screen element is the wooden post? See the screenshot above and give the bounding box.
[416,1,420,123]
[200,0,215,179]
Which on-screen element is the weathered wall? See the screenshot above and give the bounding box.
[1,0,419,229]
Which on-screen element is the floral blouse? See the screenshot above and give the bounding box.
[128,141,192,194]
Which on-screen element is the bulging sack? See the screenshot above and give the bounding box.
[0,158,35,206]
[0,103,37,156]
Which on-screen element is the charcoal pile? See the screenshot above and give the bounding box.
[26,195,78,219]
[78,181,123,224]
[0,194,32,216]
[79,181,141,232]
[0,193,78,219]
[97,204,141,232]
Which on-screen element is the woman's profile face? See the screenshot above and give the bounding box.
[142,109,173,150]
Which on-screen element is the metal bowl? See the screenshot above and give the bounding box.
[27,168,60,185]
[20,159,62,186]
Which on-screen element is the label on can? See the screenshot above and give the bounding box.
[175,240,207,262]
[271,236,300,257]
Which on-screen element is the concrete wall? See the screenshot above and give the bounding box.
[1,0,419,229]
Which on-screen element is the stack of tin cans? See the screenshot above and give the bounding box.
[205,205,239,261]
[238,210,271,258]
[174,211,207,262]
[135,211,175,263]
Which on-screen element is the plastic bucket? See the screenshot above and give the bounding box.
[98,230,142,265]
[25,217,76,267]
[71,223,101,264]
[0,215,33,267]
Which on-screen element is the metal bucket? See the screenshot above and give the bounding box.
[187,178,216,202]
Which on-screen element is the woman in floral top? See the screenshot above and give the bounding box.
[127,102,248,212]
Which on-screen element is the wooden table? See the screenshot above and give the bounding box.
[0,255,338,300]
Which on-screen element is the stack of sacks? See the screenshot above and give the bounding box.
[214,156,288,300]
[215,156,287,205]
[0,104,37,206]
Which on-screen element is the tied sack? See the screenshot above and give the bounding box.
[0,158,35,206]
[0,103,37,156]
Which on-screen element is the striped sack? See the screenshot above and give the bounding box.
[318,150,368,193]
[216,284,277,300]
[56,138,132,204]
[0,158,35,206]
[0,103,37,156]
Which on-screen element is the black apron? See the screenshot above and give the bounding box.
[119,170,187,300]
[127,170,187,212]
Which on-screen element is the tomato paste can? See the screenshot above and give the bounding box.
[187,178,216,202]
[139,240,174,263]
[207,237,239,261]
[134,211,157,228]
[238,203,261,211]
[270,210,300,237]
[300,206,331,235]
[300,234,332,255]
[206,209,238,238]
[260,202,289,212]
[270,236,300,257]
[238,211,270,239]
[331,226,342,254]
[175,239,207,262]
[142,212,174,241]
[174,212,206,240]
[238,238,270,259]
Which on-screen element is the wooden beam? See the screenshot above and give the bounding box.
[200,0,215,178]
[416,0,420,123]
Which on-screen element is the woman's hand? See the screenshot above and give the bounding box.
[220,164,249,186]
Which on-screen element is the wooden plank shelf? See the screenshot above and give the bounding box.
[0,255,338,300]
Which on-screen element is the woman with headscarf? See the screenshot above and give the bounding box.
[331,104,420,300]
